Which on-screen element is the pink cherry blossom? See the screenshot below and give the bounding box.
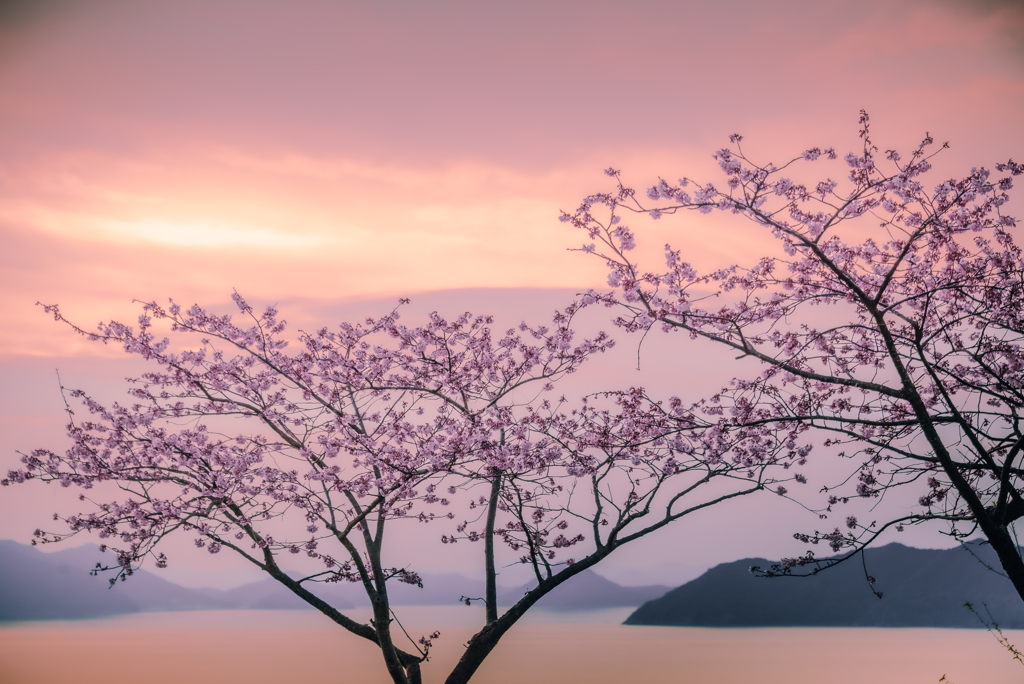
[8,293,802,684]
[566,110,1024,600]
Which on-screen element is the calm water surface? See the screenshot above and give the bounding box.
[1,607,1020,683]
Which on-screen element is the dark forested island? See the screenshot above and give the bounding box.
[625,541,1024,629]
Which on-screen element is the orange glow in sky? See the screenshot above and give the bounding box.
[2,0,1022,355]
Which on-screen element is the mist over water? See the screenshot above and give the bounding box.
[0,608,1019,684]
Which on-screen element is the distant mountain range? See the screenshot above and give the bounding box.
[0,540,668,622]
[10,539,1018,628]
[0,540,234,620]
[625,541,1024,629]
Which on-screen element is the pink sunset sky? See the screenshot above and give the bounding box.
[2,0,1023,588]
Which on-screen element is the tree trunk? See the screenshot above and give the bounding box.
[484,471,501,624]
[909,395,1024,602]
[443,549,612,684]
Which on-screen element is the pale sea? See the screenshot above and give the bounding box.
[1,607,1020,683]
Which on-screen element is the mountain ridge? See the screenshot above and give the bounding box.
[0,540,668,621]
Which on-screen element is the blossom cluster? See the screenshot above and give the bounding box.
[564,111,1024,584]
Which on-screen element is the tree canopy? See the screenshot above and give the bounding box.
[563,111,1024,601]
[5,293,802,684]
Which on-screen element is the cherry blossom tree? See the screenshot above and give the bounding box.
[563,111,1024,601]
[5,293,805,684]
